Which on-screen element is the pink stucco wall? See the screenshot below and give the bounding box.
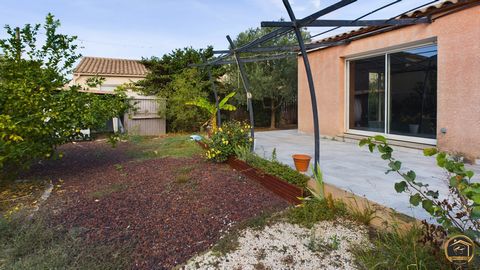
[298,6,480,159]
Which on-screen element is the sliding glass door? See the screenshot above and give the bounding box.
[348,56,385,133]
[348,44,437,140]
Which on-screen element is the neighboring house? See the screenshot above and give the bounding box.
[72,57,165,136]
[298,0,480,160]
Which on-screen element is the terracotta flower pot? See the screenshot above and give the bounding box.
[292,154,311,172]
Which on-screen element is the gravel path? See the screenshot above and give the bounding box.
[184,219,371,270]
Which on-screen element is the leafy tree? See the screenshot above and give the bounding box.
[165,68,210,131]
[226,26,310,129]
[0,14,131,177]
[137,47,226,132]
[186,91,237,131]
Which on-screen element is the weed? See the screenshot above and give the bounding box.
[175,174,190,184]
[287,197,347,228]
[305,232,340,253]
[270,148,277,162]
[0,215,132,269]
[328,234,341,250]
[113,164,123,171]
[211,231,241,256]
[255,248,267,260]
[346,196,378,226]
[352,225,448,270]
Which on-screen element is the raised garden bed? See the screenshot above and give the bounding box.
[196,141,304,204]
[227,157,303,204]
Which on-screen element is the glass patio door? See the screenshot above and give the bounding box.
[348,55,385,133]
[388,45,437,139]
[348,44,437,141]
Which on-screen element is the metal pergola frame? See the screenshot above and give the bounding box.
[196,0,435,169]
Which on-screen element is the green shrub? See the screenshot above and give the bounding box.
[205,121,252,162]
[287,197,347,228]
[353,225,448,270]
[0,15,131,176]
[242,152,309,189]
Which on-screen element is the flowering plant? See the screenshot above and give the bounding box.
[205,121,252,162]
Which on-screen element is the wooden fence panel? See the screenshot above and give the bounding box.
[124,97,166,136]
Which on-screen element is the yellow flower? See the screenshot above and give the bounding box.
[218,128,223,132]
[249,138,253,142]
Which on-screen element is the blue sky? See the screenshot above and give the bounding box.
[0,0,435,59]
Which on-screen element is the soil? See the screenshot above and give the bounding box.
[24,140,288,269]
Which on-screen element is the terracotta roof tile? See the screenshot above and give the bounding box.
[74,57,148,77]
[310,0,480,47]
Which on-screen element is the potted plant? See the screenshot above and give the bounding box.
[401,113,421,134]
[292,154,311,172]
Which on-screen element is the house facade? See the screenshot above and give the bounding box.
[72,57,166,136]
[298,0,480,160]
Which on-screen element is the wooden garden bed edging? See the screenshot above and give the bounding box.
[195,141,301,204]
[227,157,303,204]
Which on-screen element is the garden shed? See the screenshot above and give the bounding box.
[71,57,166,136]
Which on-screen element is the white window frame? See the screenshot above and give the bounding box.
[344,41,438,145]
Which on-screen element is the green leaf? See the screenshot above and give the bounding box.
[409,194,422,206]
[423,148,438,156]
[394,181,407,193]
[470,194,480,204]
[403,170,416,182]
[218,91,236,108]
[368,144,374,153]
[358,138,369,147]
[377,144,387,153]
[388,161,401,171]
[426,190,439,199]
[466,170,474,179]
[471,206,480,219]
[373,135,386,143]
[422,200,434,214]
[381,153,391,160]
[449,176,459,187]
[436,152,447,168]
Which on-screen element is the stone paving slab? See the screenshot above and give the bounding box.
[254,129,480,222]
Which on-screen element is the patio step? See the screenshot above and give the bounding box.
[341,133,433,152]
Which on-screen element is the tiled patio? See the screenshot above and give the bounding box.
[254,129,480,221]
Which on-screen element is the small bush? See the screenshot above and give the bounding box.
[205,121,252,162]
[353,225,448,270]
[287,197,347,228]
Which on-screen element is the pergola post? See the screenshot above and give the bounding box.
[282,0,321,169]
[226,35,255,150]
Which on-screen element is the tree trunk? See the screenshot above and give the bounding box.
[270,99,276,129]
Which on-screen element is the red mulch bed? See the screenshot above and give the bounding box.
[26,140,288,269]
